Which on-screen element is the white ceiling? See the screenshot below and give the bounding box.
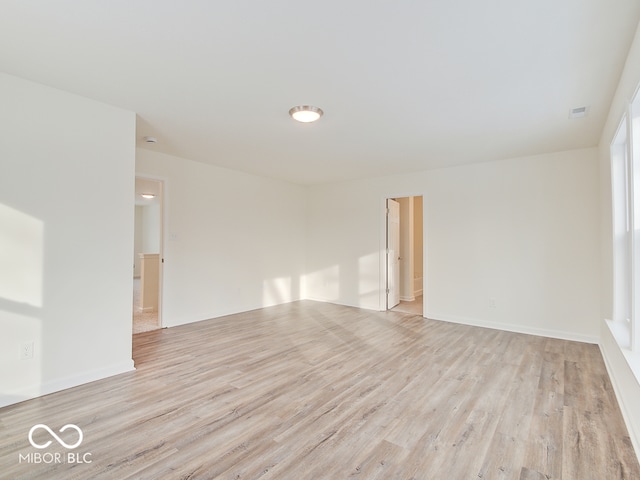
[2,1,640,185]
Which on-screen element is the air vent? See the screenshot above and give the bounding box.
[569,106,590,119]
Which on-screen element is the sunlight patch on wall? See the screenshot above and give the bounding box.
[263,276,292,306]
[0,204,44,307]
[359,252,381,308]
[304,265,340,302]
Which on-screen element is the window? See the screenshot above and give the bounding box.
[612,117,630,327]
[611,88,640,352]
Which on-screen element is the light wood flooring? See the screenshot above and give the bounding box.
[1,300,638,479]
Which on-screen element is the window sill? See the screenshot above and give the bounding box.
[606,319,640,385]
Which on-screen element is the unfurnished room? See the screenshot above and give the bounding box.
[2,1,640,479]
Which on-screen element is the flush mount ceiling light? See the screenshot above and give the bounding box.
[141,193,156,199]
[143,136,158,144]
[289,105,323,123]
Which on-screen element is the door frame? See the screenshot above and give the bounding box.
[380,192,427,316]
[134,174,166,329]
[386,198,401,309]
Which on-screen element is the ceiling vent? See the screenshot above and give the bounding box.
[569,106,590,119]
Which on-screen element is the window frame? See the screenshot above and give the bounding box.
[611,85,640,353]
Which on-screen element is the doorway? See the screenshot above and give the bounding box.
[386,195,424,315]
[133,177,163,333]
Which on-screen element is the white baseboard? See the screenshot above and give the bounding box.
[425,311,599,344]
[0,360,135,409]
[399,295,415,302]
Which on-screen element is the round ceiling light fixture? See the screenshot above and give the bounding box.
[143,136,158,144]
[141,193,156,199]
[289,105,323,123]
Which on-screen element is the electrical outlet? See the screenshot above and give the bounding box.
[20,341,34,360]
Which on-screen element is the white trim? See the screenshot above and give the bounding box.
[600,320,640,461]
[380,196,389,311]
[604,319,640,384]
[422,198,428,319]
[380,192,427,313]
[425,311,599,344]
[0,360,135,408]
[135,173,166,329]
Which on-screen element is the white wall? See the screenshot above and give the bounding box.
[426,150,601,341]
[142,204,161,254]
[136,148,307,326]
[306,179,386,310]
[134,205,144,277]
[597,21,640,458]
[0,73,136,407]
[306,148,601,342]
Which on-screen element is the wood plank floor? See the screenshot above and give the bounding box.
[1,300,638,479]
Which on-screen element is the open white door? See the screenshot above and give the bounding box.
[387,198,400,309]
